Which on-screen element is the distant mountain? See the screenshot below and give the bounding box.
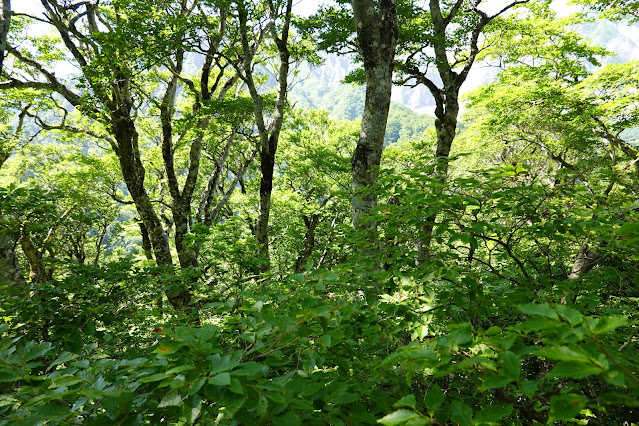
[289,58,434,145]
[289,15,639,119]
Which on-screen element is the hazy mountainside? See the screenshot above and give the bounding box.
[290,57,435,146]
[289,17,638,131]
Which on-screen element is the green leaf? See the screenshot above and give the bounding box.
[138,373,168,383]
[383,344,438,366]
[589,316,628,335]
[450,401,473,426]
[229,378,245,394]
[32,402,71,419]
[158,390,183,408]
[548,394,586,422]
[118,390,133,413]
[424,384,445,415]
[534,346,589,362]
[481,372,515,390]
[189,378,206,395]
[317,334,332,347]
[209,372,231,386]
[485,326,502,336]
[221,393,247,415]
[599,392,639,407]
[290,273,305,283]
[603,369,625,386]
[22,341,53,362]
[518,303,559,320]
[518,381,538,398]
[549,361,601,379]
[515,317,559,332]
[474,404,513,423]
[498,352,521,378]
[553,305,583,326]
[449,324,473,347]
[616,222,639,234]
[153,341,184,354]
[378,409,420,425]
[0,368,23,383]
[272,411,302,426]
[394,394,417,410]
[50,351,79,368]
[267,393,287,404]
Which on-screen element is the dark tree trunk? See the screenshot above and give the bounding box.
[0,233,25,286]
[112,114,173,267]
[294,214,319,273]
[137,220,154,261]
[238,0,292,271]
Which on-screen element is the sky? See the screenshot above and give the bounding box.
[15,0,576,17]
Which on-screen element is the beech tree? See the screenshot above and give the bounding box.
[349,0,398,231]
[0,0,252,313]
[0,0,9,74]
[232,0,293,270]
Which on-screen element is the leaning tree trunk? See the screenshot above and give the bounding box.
[350,0,398,232]
[568,242,602,280]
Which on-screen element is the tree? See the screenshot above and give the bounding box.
[572,0,639,22]
[392,0,530,260]
[231,0,294,270]
[0,0,255,313]
[463,12,639,281]
[349,0,398,231]
[0,0,9,74]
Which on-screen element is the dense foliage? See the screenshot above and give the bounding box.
[1,0,638,424]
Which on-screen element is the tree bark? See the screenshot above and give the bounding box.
[399,1,528,262]
[18,231,48,284]
[238,0,292,271]
[568,242,602,280]
[0,0,10,74]
[0,233,25,286]
[350,0,398,232]
[294,214,319,273]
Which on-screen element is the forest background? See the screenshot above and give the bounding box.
[1,0,639,424]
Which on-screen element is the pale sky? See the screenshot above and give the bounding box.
[14,0,575,17]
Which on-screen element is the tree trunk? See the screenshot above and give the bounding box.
[238,0,292,271]
[137,220,154,261]
[350,0,398,232]
[0,0,10,74]
[568,242,602,280]
[0,233,25,286]
[255,135,277,270]
[18,231,47,284]
[111,110,194,311]
[294,214,319,273]
[112,114,172,267]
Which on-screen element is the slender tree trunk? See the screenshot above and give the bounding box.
[0,0,10,74]
[417,91,461,262]
[113,115,172,267]
[0,233,25,286]
[294,214,319,273]
[399,0,524,262]
[19,232,47,283]
[350,0,398,232]
[137,220,154,261]
[238,0,292,271]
